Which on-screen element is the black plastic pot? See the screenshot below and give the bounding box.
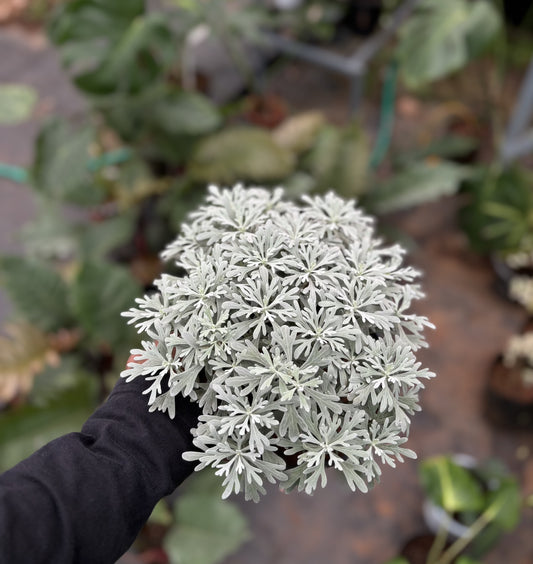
[342,0,383,36]
[485,355,533,429]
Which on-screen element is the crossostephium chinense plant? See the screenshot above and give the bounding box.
[121,185,435,501]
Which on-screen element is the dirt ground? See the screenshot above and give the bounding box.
[2,22,533,564]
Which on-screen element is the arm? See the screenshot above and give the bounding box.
[0,375,200,564]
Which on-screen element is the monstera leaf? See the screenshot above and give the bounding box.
[397,0,502,88]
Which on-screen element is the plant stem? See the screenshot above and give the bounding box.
[425,521,449,564]
[434,494,507,564]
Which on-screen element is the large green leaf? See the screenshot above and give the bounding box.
[78,213,136,260]
[460,166,533,254]
[485,479,521,530]
[48,0,145,71]
[32,119,104,206]
[397,0,502,88]
[365,161,472,214]
[164,491,250,564]
[0,256,74,332]
[19,200,79,260]
[150,92,221,137]
[50,1,176,95]
[70,260,141,349]
[75,14,175,95]
[306,123,369,198]
[420,456,485,514]
[0,378,96,471]
[0,84,37,125]
[188,127,295,184]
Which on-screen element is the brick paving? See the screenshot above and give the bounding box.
[2,24,533,564]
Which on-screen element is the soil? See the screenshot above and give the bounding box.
[400,534,449,564]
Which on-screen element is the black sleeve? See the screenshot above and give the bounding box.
[0,376,200,564]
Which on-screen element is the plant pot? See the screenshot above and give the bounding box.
[485,355,533,429]
[243,93,288,129]
[422,454,478,540]
[342,0,383,36]
[399,534,454,564]
[490,253,533,304]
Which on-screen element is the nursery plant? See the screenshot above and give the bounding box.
[485,329,533,428]
[420,454,521,562]
[122,184,435,502]
[385,454,521,564]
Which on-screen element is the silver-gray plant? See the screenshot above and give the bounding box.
[122,185,435,501]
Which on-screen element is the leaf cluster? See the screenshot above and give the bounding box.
[396,0,502,89]
[48,0,222,165]
[420,455,521,560]
[123,185,435,501]
[459,166,533,255]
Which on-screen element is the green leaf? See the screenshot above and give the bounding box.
[306,125,343,184]
[485,478,521,530]
[32,119,103,206]
[0,378,96,471]
[148,500,174,527]
[70,260,141,349]
[420,456,485,514]
[397,0,502,88]
[0,84,37,125]
[49,0,144,45]
[333,124,369,198]
[188,127,295,184]
[164,492,250,564]
[78,213,136,260]
[48,0,145,73]
[19,200,79,261]
[455,557,482,564]
[74,14,174,95]
[150,92,221,137]
[394,135,478,166]
[0,256,73,332]
[27,355,87,408]
[383,559,410,564]
[459,166,533,254]
[366,161,472,214]
[306,123,369,198]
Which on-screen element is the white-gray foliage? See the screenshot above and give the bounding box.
[121,185,435,501]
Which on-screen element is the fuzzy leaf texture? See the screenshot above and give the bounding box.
[121,185,435,501]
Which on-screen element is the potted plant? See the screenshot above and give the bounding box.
[122,184,435,501]
[485,330,533,428]
[385,454,521,564]
[459,166,533,302]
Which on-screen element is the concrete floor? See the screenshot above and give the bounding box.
[2,22,533,564]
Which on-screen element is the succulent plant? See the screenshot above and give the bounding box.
[122,185,434,501]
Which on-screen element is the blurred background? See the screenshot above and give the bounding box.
[1,1,533,563]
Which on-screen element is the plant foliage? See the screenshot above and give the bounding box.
[397,0,502,89]
[122,185,434,501]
